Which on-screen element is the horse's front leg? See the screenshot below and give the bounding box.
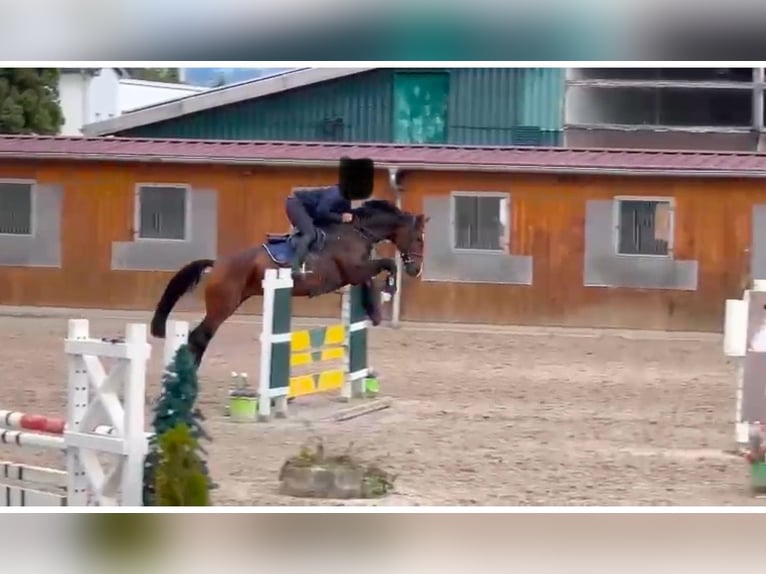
[343,259,396,326]
[351,257,397,292]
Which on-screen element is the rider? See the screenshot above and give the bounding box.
[285,156,374,276]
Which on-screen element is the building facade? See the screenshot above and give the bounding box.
[0,135,763,333]
[84,68,565,147]
[565,67,766,151]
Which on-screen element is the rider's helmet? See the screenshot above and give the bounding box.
[338,157,374,201]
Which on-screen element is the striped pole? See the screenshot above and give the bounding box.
[340,284,369,401]
[1,460,67,488]
[0,410,152,441]
[0,461,67,506]
[0,411,66,434]
[0,430,64,449]
[258,268,293,421]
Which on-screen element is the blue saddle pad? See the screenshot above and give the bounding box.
[263,236,295,266]
[262,230,326,267]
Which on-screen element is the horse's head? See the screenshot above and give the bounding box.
[352,200,427,277]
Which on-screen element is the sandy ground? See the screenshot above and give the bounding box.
[0,306,760,506]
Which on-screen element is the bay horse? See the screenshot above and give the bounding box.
[149,199,426,367]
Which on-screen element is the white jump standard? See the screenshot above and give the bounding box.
[724,280,766,445]
[0,319,189,506]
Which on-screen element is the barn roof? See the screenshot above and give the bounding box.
[81,68,373,137]
[2,134,766,178]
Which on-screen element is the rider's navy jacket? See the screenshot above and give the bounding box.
[292,185,350,225]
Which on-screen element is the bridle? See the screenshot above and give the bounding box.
[400,213,424,266]
[352,212,423,264]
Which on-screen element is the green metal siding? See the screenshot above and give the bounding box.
[446,68,563,146]
[118,68,564,146]
[123,69,394,142]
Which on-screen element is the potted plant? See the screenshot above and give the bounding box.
[745,424,766,494]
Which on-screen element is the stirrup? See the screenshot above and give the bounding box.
[292,264,313,276]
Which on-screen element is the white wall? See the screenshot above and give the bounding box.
[88,68,121,123]
[59,68,208,136]
[58,71,92,136]
[118,79,206,113]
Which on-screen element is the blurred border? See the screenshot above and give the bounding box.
[0,513,764,574]
[5,0,766,60]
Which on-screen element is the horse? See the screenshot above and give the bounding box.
[149,199,427,367]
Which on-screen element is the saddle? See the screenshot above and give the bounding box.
[262,228,330,274]
[265,228,327,251]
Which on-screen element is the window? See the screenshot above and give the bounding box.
[136,184,188,240]
[570,87,752,127]
[615,198,673,256]
[575,68,753,81]
[0,180,33,235]
[451,193,508,251]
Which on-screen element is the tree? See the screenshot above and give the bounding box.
[153,424,210,505]
[142,344,213,505]
[212,72,227,88]
[125,68,181,83]
[0,68,64,135]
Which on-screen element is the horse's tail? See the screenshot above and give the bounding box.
[150,259,215,338]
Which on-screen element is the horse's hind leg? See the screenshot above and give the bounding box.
[188,275,243,368]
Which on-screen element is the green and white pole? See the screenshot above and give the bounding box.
[341,283,369,401]
[258,268,293,420]
[258,268,372,420]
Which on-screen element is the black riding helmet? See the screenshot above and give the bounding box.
[338,157,374,201]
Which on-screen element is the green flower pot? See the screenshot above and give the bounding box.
[229,396,258,422]
[750,462,766,493]
[364,376,380,395]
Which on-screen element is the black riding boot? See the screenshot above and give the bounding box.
[291,234,313,275]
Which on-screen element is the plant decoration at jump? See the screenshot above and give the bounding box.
[745,424,766,494]
[142,344,213,505]
[279,436,397,499]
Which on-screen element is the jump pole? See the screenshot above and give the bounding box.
[257,268,369,421]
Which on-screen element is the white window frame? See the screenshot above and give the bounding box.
[613,195,675,258]
[449,191,510,254]
[0,178,36,237]
[134,183,192,242]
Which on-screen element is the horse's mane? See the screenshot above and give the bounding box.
[351,199,405,220]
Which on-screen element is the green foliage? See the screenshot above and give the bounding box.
[212,72,227,88]
[125,68,180,83]
[143,344,213,505]
[0,68,64,135]
[154,424,211,506]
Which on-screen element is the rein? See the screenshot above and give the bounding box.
[351,212,422,264]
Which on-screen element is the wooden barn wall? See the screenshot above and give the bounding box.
[399,171,760,332]
[0,159,760,332]
[0,160,393,320]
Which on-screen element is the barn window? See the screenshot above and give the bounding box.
[136,184,189,240]
[0,180,33,235]
[451,192,508,251]
[615,197,674,256]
